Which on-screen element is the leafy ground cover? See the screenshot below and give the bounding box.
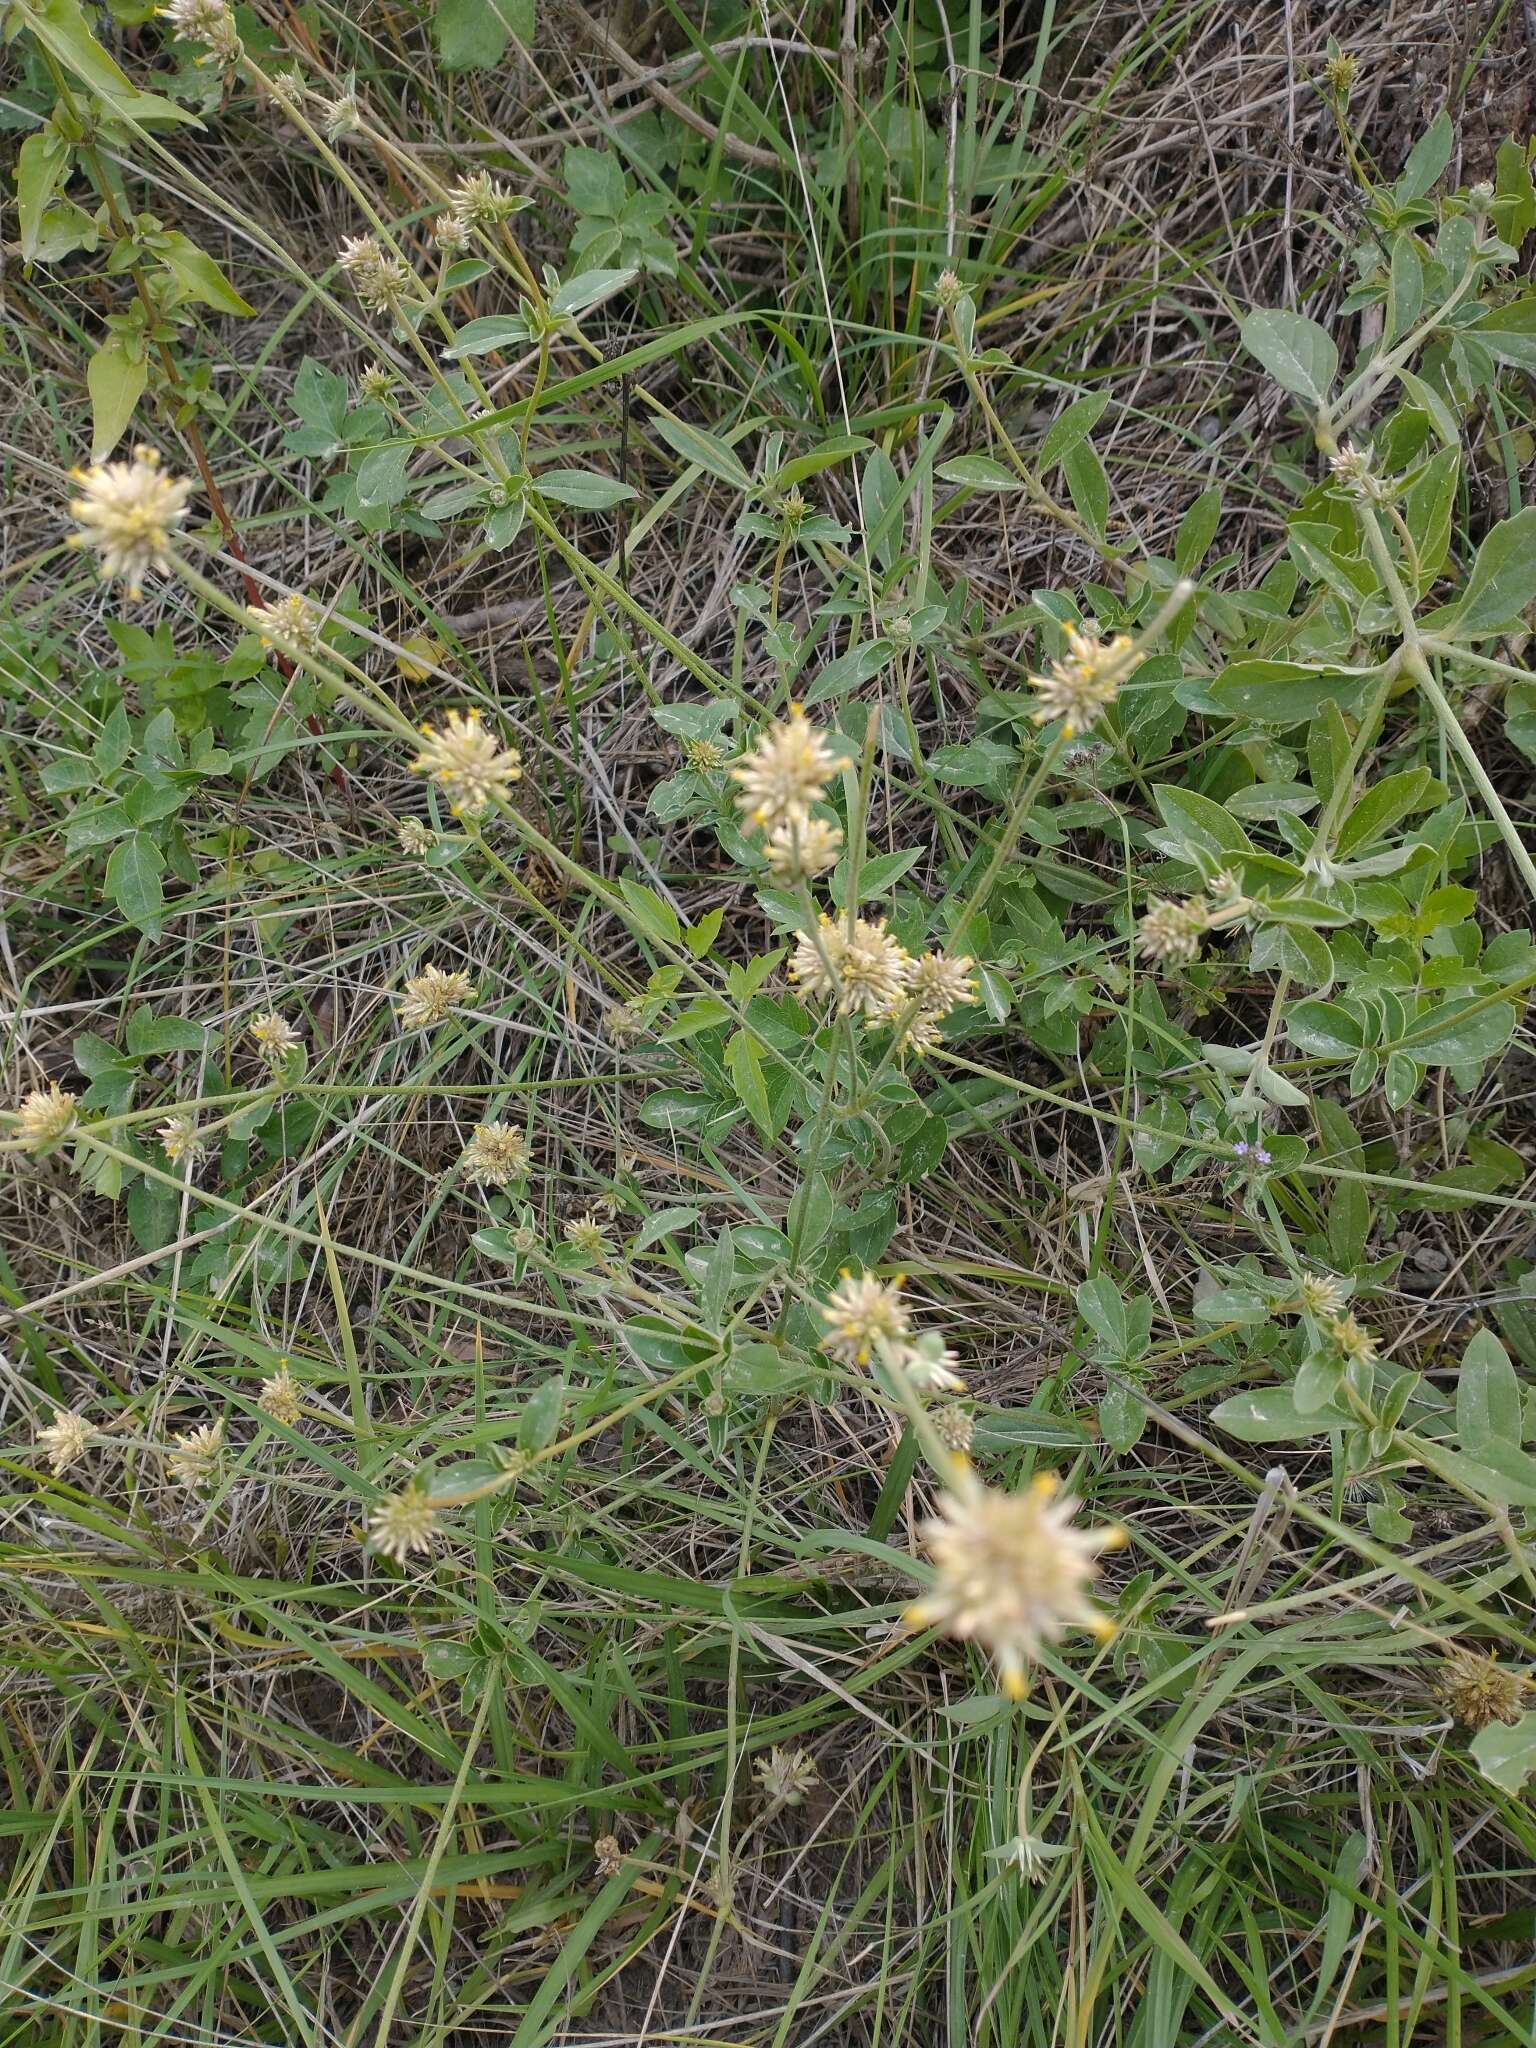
[4,0,1536,2041]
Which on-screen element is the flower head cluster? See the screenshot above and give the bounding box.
[368,1483,439,1565]
[396,964,474,1031]
[731,703,838,824]
[16,1083,78,1155]
[432,211,471,255]
[168,1418,225,1490]
[602,1002,644,1044]
[411,709,522,817]
[764,814,844,883]
[564,1211,611,1259]
[1297,1271,1348,1320]
[336,234,414,312]
[1437,1647,1531,1731]
[360,362,397,404]
[820,1270,911,1366]
[906,1470,1126,1699]
[1329,442,1386,503]
[159,1111,204,1168]
[447,171,524,229]
[898,949,976,1052]
[160,0,241,62]
[1328,1314,1379,1368]
[398,817,435,856]
[459,1121,529,1186]
[258,1364,304,1425]
[791,914,913,1018]
[36,1408,93,1474]
[930,268,970,310]
[753,1746,819,1806]
[593,1833,624,1876]
[1137,895,1210,966]
[1324,49,1360,97]
[253,593,324,658]
[819,1270,966,1393]
[250,1011,302,1069]
[322,90,362,140]
[1029,625,1134,738]
[67,447,193,600]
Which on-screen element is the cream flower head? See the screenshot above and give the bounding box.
[764,814,843,882]
[1137,896,1210,965]
[1328,1314,1379,1368]
[396,964,474,1031]
[730,705,839,830]
[67,446,193,600]
[250,1011,302,1068]
[459,1121,529,1186]
[789,915,913,1019]
[411,709,522,817]
[906,1470,1126,1699]
[1297,1272,1348,1320]
[253,593,324,657]
[368,1483,439,1564]
[16,1083,78,1154]
[159,1111,204,1167]
[168,1418,225,1490]
[820,1269,911,1366]
[336,234,414,311]
[160,0,240,62]
[1029,626,1134,738]
[753,1746,819,1805]
[36,1408,93,1474]
[258,1365,303,1425]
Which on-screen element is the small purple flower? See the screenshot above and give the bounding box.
[1254,1146,1272,1165]
[1233,1141,1249,1158]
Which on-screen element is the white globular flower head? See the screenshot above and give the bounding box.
[894,1332,967,1394]
[359,361,397,403]
[753,1745,819,1806]
[253,593,324,658]
[160,0,241,62]
[159,1111,204,1167]
[258,1365,304,1425]
[820,1269,911,1367]
[459,1121,529,1186]
[397,817,435,856]
[36,1408,93,1474]
[395,964,474,1031]
[336,234,414,312]
[790,915,913,1019]
[449,171,524,226]
[729,705,840,832]
[250,1011,302,1068]
[67,446,194,600]
[909,950,976,1017]
[368,1483,439,1565]
[906,1470,1126,1699]
[168,1418,225,1490]
[323,91,363,140]
[1329,1314,1379,1368]
[1029,626,1133,738]
[1137,895,1210,965]
[1298,1271,1348,1320]
[1329,442,1385,502]
[411,709,522,817]
[764,814,844,882]
[17,1083,78,1154]
[564,1211,611,1259]
[836,917,915,1018]
[432,211,471,255]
